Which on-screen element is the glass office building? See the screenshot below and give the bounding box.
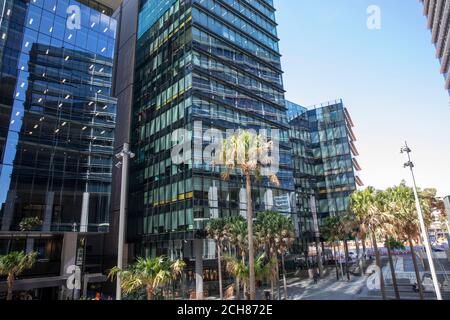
[420,0,450,94]
[307,100,362,218]
[119,0,294,294]
[0,0,117,299]
[288,99,362,256]
[287,101,316,254]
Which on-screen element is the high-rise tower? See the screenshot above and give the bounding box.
[0,0,119,299]
[113,0,294,298]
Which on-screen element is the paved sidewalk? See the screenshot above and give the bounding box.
[286,271,368,300]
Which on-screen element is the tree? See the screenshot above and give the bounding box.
[350,187,394,300]
[0,251,37,300]
[109,256,186,300]
[206,218,228,300]
[340,213,365,277]
[19,217,42,232]
[216,130,279,300]
[391,182,432,300]
[338,214,356,281]
[321,216,344,280]
[273,214,295,300]
[223,253,275,299]
[255,211,295,300]
[224,216,248,300]
[366,188,400,300]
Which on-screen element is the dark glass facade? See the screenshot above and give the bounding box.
[0,0,117,299]
[288,100,362,254]
[129,0,294,260]
[0,0,117,233]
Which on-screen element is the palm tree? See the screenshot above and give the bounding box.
[338,214,356,281]
[391,182,432,300]
[109,256,186,300]
[216,130,279,300]
[255,211,279,299]
[273,214,295,300]
[255,211,295,300]
[223,253,274,299]
[321,216,344,280]
[225,216,248,299]
[383,187,411,300]
[350,187,394,300]
[223,254,248,295]
[340,213,365,277]
[0,251,38,300]
[206,218,228,300]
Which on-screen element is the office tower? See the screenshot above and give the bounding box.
[286,101,317,255]
[113,0,294,298]
[420,0,450,93]
[288,99,362,257]
[0,0,119,299]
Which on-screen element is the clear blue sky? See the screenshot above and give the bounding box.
[275,0,450,197]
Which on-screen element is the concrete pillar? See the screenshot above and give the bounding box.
[42,191,54,231]
[25,238,34,253]
[80,192,89,233]
[60,233,79,300]
[1,190,16,231]
[264,189,274,211]
[194,239,204,300]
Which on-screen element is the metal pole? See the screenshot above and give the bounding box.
[116,143,134,300]
[402,142,442,300]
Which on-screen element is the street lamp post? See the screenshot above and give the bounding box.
[115,143,135,300]
[401,142,442,300]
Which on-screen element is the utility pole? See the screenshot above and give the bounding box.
[401,142,442,300]
[115,143,135,300]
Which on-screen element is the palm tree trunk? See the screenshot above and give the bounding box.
[217,243,223,300]
[355,237,364,277]
[337,241,344,280]
[408,236,424,300]
[245,173,256,300]
[362,238,367,261]
[281,252,288,300]
[6,273,14,301]
[235,276,240,300]
[385,238,400,299]
[275,257,281,300]
[332,244,339,280]
[242,255,247,300]
[372,234,387,300]
[146,285,154,300]
[270,245,275,299]
[344,240,350,281]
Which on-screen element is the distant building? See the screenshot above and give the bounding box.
[420,0,450,93]
[112,0,294,298]
[0,0,120,300]
[288,99,363,255]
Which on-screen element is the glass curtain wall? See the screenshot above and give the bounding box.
[0,0,117,233]
[130,0,294,260]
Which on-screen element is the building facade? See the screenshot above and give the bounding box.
[421,0,450,93]
[288,99,362,257]
[112,0,294,297]
[0,0,119,299]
